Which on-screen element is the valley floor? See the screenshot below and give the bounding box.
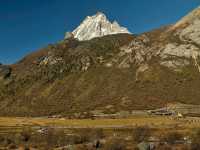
[0,116,199,128]
[0,116,200,149]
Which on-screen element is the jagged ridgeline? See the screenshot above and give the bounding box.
[0,8,200,117]
[65,12,130,41]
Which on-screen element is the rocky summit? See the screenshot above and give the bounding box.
[65,12,130,41]
[0,7,200,117]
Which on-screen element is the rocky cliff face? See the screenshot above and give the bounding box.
[119,6,200,72]
[0,7,200,117]
[162,7,200,71]
[65,12,130,41]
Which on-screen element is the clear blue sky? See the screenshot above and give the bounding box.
[0,0,200,64]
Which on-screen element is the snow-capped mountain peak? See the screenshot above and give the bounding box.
[65,12,131,41]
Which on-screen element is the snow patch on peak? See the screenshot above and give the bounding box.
[66,12,131,41]
[95,11,106,17]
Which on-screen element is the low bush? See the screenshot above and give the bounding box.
[132,126,151,143]
[190,129,200,150]
[156,144,172,150]
[162,132,183,145]
[191,143,200,150]
[20,128,32,142]
[104,138,127,150]
[44,128,67,147]
[78,128,92,143]
[91,128,104,140]
[8,143,17,149]
[78,128,104,143]
[3,137,14,147]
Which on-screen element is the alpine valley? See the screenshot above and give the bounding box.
[1,7,200,117]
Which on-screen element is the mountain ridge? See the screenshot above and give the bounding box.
[0,7,200,117]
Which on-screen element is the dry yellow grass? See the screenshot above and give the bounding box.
[0,116,199,129]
